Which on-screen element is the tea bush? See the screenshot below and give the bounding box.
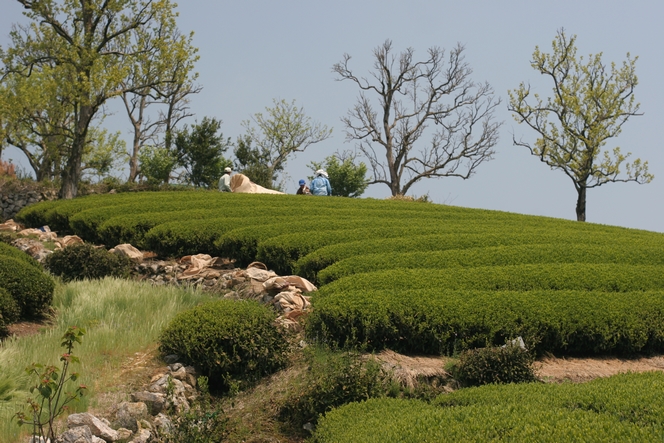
[0,255,54,319]
[279,348,393,431]
[450,344,537,386]
[44,243,132,282]
[0,242,40,268]
[0,287,20,336]
[313,372,664,442]
[159,299,288,393]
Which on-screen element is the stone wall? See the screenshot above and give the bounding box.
[0,189,58,221]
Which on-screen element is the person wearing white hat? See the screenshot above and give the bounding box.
[310,169,332,196]
[218,166,232,192]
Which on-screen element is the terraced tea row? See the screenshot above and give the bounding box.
[312,372,664,442]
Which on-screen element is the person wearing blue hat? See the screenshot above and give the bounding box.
[296,179,311,195]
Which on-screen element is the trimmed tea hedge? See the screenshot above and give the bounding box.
[313,372,664,442]
[159,299,288,392]
[306,289,664,356]
[0,255,54,319]
[317,242,664,284]
[0,242,41,268]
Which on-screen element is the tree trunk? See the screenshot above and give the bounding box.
[575,185,586,222]
[60,104,94,199]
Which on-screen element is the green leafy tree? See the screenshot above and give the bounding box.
[174,117,232,188]
[82,128,127,183]
[240,98,332,189]
[508,29,652,222]
[0,68,71,181]
[2,0,192,198]
[139,145,178,185]
[233,135,282,189]
[309,152,369,197]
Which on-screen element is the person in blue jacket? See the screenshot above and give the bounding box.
[310,169,332,196]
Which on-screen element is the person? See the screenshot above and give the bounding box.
[296,179,311,195]
[218,167,232,192]
[310,169,332,196]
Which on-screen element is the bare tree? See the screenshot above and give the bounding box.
[333,40,502,196]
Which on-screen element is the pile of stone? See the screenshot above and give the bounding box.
[0,189,57,221]
[136,258,317,331]
[1,219,84,262]
[37,360,197,443]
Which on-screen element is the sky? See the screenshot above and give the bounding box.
[1,1,663,232]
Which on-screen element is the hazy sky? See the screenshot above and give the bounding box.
[2,1,663,232]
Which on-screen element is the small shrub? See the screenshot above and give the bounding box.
[159,299,288,393]
[279,348,394,431]
[0,256,54,319]
[451,343,537,387]
[154,376,228,443]
[0,286,21,322]
[44,243,132,282]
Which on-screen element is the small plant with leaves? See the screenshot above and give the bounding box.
[14,326,87,442]
[155,376,228,443]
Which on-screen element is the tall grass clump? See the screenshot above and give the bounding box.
[0,278,214,443]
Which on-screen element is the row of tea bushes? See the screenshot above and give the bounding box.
[306,288,664,355]
[317,241,664,284]
[322,264,664,293]
[312,372,664,442]
[294,227,660,283]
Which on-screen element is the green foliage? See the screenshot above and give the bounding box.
[313,372,664,442]
[14,326,87,443]
[279,348,392,431]
[450,344,537,387]
[156,376,228,443]
[81,128,127,183]
[508,29,651,221]
[0,287,20,336]
[0,256,54,319]
[1,0,192,198]
[139,145,179,185]
[240,98,332,189]
[309,152,369,197]
[0,242,41,268]
[159,300,288,393]
[14,191,664,360]
[44,244,133,282]
[306,288,664,356]
[174,117,232,188]
[233,135,282,189]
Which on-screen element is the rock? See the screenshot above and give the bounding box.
[128,429,150,443]
[130,391,166,415]
[153,413,173,435]
[168,363,183,372]
[67,412,119,442]
[116,429,133,441]
[170,366,187,382]
[110,244,143,262]
[58,425,94,443]
[114,402,148,432]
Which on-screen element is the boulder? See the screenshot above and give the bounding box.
[110,244,143,262]
[114,402,148,433]
[67,412,119,442]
